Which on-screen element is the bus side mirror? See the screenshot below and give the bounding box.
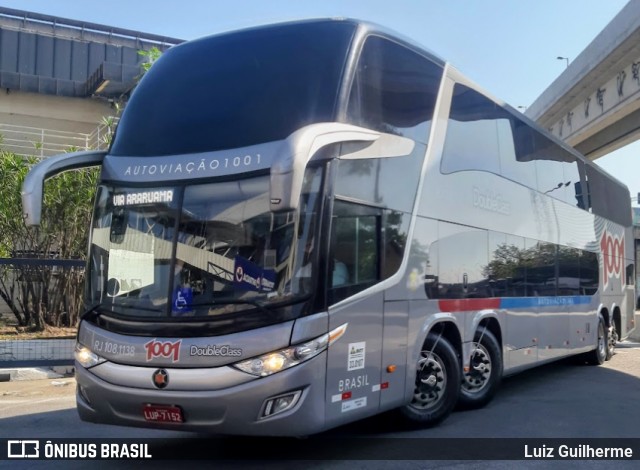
[269,123,378,213]
[21,150,107,226]
[269,123,414,213]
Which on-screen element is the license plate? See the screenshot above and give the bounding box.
[143,404,184,423]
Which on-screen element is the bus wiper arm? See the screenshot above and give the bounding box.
[189,298,272,315]
[109,303,163,313]
[190,293,313,313]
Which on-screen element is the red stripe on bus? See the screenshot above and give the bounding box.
[438,298,501,312]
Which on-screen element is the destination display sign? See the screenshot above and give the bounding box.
[112,190,174,207]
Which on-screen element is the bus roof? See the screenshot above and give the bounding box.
[173,17,447,68]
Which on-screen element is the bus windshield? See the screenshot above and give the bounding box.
[86,169,323,319]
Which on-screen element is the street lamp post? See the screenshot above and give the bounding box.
[557,56,569,68]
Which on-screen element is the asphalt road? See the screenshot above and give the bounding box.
[2,341,640,469]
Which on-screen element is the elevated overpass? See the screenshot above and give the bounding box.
[0,7,183,155]
[526,0,640,160]
[526,0,640,329]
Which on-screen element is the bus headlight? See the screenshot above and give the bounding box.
[74,343,106,369]
[233,323,347,377]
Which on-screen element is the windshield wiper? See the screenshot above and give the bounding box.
[81,302,103,320]
[188,298,272,316]
[106,303,163,313]
[81,302,163,320]
[188,293,312,315]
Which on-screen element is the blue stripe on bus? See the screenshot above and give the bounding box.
[499,296,592,309]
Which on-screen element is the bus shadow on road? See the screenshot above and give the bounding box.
[325,349,640,438]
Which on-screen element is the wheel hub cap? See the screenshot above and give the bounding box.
[410,352,446,410]
[462,344,491,393]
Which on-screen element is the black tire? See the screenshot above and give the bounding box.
[606,320,618,361]
[585,314,607,365]
[399,333,460,427]
[457,327,502,410]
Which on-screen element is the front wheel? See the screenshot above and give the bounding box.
[399,333,460,427]
[457,327,502,409]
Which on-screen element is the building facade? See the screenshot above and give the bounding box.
[0,7,183,156]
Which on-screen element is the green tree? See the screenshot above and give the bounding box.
[0,151,98,330]
[138,46,162,75]
[0,45,163,331]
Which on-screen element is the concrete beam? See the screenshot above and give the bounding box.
[574,106,640,158]
[0,90,114,133]
[526,0,640,159]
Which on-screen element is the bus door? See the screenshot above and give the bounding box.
[623,259,635,336]
[324,201,384,427]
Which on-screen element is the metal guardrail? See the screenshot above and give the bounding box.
[86,119,117,151]
[0,121,115,157]
[0,6,184,47]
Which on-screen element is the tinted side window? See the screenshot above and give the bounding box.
[441,86,609,215]
[347,36,442,144]
[558,246,581,295]
[487,234,596,298]
[486,233,526,297]
[580,251,598,295]
[525,239,556,297]
[525,130,585,206]
[433,223,489,299]
[433,228,599,300]
[382,210,410,280]
[329,201,380,304]
[586,165,632,227]
[500,118,537,188]
[329,201,410,304]
[441,85,501,175]
[334,142,426,212]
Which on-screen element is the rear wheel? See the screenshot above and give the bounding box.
[399,333,460,427]
[585,314,607,365]
[458,327,502,409]
[606,321,618,361]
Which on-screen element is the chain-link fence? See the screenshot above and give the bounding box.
[0,338,74,367]
[0,257,81,368]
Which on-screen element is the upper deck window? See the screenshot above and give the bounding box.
[110,21,355,157]
[346,36,442,144]
[440,84,608,215]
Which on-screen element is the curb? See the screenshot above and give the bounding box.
[0,365,75,382]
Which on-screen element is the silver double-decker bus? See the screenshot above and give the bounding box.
[22,18,635,436]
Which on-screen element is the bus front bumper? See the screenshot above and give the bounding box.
[75,352,327,436]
